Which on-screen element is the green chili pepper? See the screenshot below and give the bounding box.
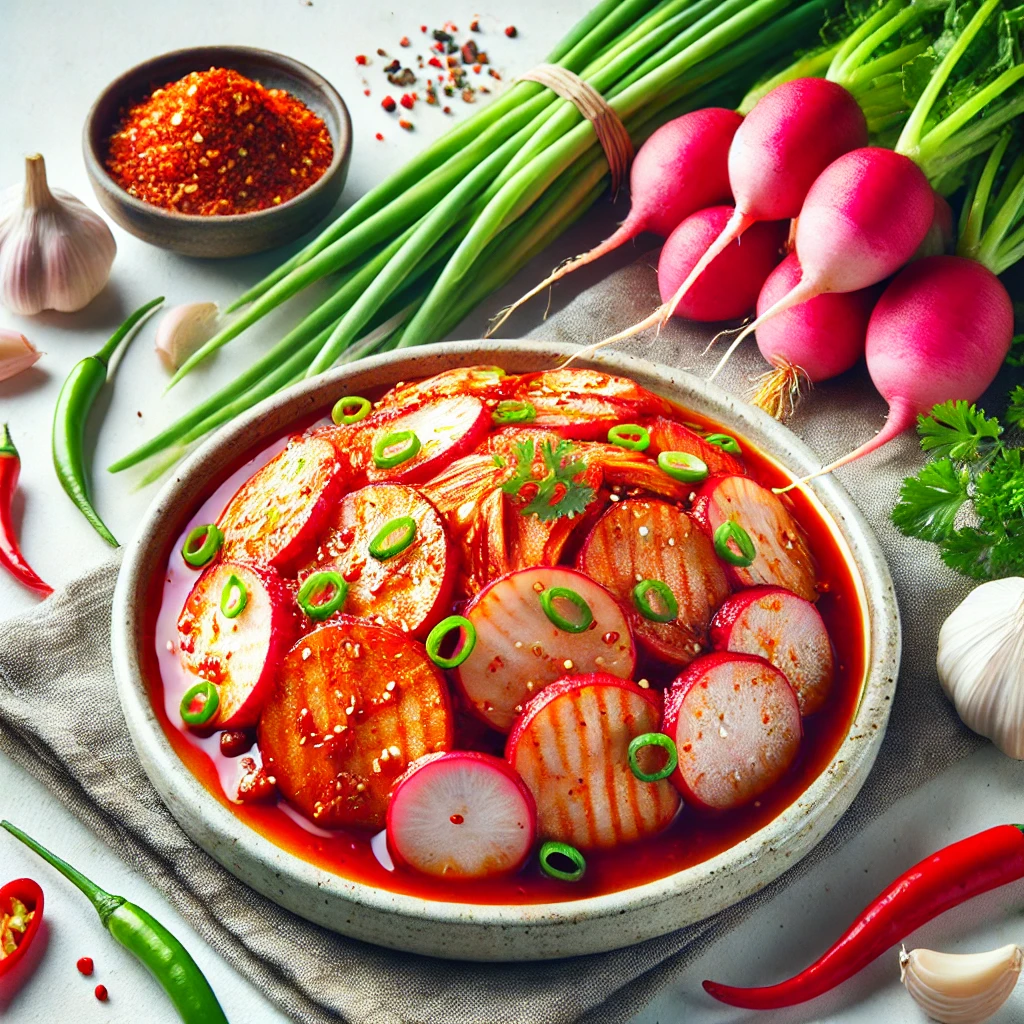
[539,586,593,633]
[369,515,417,560]
[425,615,476,669]
[180,681,220,727]
[632,579,679,623]
[607,424,650,452]
[705,433,742,455]
[1,821,228,1024]
[54,297,163,547]
[538,840,586,882]
[297,570,348,621]
[331,396,371,425]
[657,450,708,483]
[627,732,678,782]
[219,574,247,618]
[373,429,421,469]
[714,520,757,567]
[492,400,536,425]
[181,524,223,568]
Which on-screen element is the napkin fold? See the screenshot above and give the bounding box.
[0,255,1003,1024]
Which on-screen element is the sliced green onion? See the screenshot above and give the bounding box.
[219,574,248,618]
[607,423,650,452]
[373,429,421,469]
[628,732,678,783]
[331,395,371,425]
[539,586,593,634]
[539,841,586,882]
[297,571,348,621]
[705,433,742,455]
[492,400,536,425]
[369,516,417,560]
[180,681,219,728]
[426,615,477,669]
[181,524,223,567]
[632,579,678,623]
[714,520,757,567]
[657,450,708,483]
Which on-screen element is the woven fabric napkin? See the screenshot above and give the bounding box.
[0,255,1010,1024]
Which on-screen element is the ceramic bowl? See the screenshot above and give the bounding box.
[83,46,351,258]
[112,341,900,961]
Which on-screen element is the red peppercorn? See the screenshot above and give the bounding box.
[381,96,397,112]
[470,18,481,31]
[442,105,452,114]
[400,94,414,110]
[375,132,384,141]
[420,24,427,32]
[399,36,410,47]
[505,25,518,37]
[95,984,109,1002]
[428,57,442,69]
[355,54,368,65]
[77,956,94,975]
[399,119,414,131]
[363,88,371,96]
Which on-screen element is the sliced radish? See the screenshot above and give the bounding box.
[506,673,680,849]
[663,652,802,811]
[258,617,453,829]
[578,498,730,666]
[176,560,293,729]
[377,365,512,410]
[302,483,454,638]
[218,434,348,572]
[710,586,834,715]
[386,751,536,879]
[455,566,635,732]
[692,475,817,601]
[646,416,745,477]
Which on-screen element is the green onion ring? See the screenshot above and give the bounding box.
[331,395,371,425]
[632,579,679,623]
[705,432,742,455]
[369,516,417,560]
[714,520,757,567]
[425,615,477,669]
[538,841,586,882]
[539,586,593,634]
[492,400,536,425]
[180,681,220,728]
[657,450,708,483]
[373,429,421,469]
[181,524,223,567]
[627,732,678,783]
[219,574,248,618]
[297,571,349,621]
[607,423,650,452]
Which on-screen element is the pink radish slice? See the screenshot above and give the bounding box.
[577,498,730,666]
[177,561,293,729]
[657,206,786,322]
[218,434,349,572]
[365,395,491,485]
[692,475,817,601]
[506,674,680,849]
[455,566,635,732]
[301,482,454,638]
[645,417,745,477]
[663,652,802,810]
[386,751,536,879]
[710,586,834,715]
[376,366,511,410]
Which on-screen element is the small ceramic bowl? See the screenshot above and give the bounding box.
[83,46,351,258]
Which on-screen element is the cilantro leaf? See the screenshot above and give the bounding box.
[1007,385,1024,428]
[917,400,1003,464]
[892,459,971,541]
[501,437,596,522]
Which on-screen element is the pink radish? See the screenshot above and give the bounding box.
[386,752,536,879]
[748,253,876,419]
[709,147,934,379]
[486,108,743,335]
[710,586,834,715]
[377,365,510,410]
[786,255,1014,486]
[663,652,802,810]
[454,566,636,732]
[914,191,954,259]
[655,206,787,322]
[506,674,681,849]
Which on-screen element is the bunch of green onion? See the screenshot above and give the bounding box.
[111,0,839,475]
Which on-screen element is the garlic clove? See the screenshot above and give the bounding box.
[937,578,1024,759]
[0,154,116,316]
[154,302,220,372]
[900,944,1023,1024]
[0,328,42,382]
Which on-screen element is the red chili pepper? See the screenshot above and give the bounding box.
[704,824,1024,1010]
[0,878,44,978]
[0,425,52,597]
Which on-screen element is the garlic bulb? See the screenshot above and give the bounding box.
[900,944,1023,1023]
[0,329,41,382]
[154,302,220,371]
[937,578,1024,758]
[0,154,116,315]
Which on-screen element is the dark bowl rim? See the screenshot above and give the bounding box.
[82,44,352,225]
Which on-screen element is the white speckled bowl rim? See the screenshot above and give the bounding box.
[113,340,900,961]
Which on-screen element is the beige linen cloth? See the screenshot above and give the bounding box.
[0,256,1012,1024]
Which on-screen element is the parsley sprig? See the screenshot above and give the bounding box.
[893,397,1024,579]
[501,438,596,522]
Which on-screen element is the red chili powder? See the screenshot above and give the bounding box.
[105,67,333,216]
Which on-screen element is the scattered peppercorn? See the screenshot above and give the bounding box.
[355,54,368,65]
[399,119,414,131]
[420,24,427,32]
[505,25,518,37]
[77,956,95,975]
[381,95,397,112]
[399,36,410,47]
[363,88,371,96]
[375,132,384,141]
[470,18,481,31]
[400,94,414,110]
[95,984,109,1002]
[376,47,388,57]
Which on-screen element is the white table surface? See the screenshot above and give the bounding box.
[2,3,1023,1022]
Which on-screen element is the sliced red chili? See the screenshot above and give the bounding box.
[0,877,44,978]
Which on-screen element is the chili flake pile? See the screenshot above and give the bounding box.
[105,67,333,216]
[0,897,33,959]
